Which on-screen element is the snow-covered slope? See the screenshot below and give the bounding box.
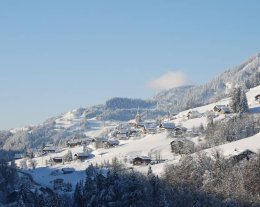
[155,53,260,111]
[205,132,260,157]
[2,54,260,153]
[14,84,260,190]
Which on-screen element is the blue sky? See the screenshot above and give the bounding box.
[1,0,260,129]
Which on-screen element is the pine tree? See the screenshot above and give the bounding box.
[147,165,153,177]
[150,175,160,207]
[83,176,97,207]
[230,87,249,114]
[230,87,241,113]
[124,170,144,207]
[96,172,108,205]
[64,150,73,162]
[74,180,84,207]
[239,89,249,113]
[17,197,26,207]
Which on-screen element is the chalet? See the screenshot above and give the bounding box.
[103,139,119,148]
[61,167,75,174]
[170,138,195,154]
[132,156,151,166]
[85,137,96,142]
[129,128,139,137]
[231,149,256,163]
[115,123,131,131]
[45,143,54,147]
[42,146,56,153]
[115,129,130,139]
[74,152,90,160]
[160,122,175,130]
[134,119,155,131]
[67,140,82,148]
[186,129,199,138]
[52,157,63,163]
[91,137,107,149]
[187,111,202,119]
[255,94,260,103]
[143,124,158,134]
[213,105,231,114]
[172,127,187,137]
[116,133,129,140]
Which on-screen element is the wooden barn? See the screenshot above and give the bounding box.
[74,152,90,161]
[231,149,256,163]
[172,127,187,137]
[213,105,231,114]
[52,157,63,163]
[42,146,56,153]
[103,140,119,148]
[255,94,260,103]
[67,140,82,148]
[132,156,151,166]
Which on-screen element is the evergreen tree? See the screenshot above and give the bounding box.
[96,172,108,205]
[83,176,97,207]
[230,87,241,113]
[230,87,249,113]
[124,170,144,207]
[65,150,73,162]
[239,89,249,113]
[74,180,84,207]
[147,165,153,177]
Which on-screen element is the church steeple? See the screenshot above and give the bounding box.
[135,108,142,124]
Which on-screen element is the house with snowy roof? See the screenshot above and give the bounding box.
[230,149,256,163]
[132,156,151,165]
[213,105,231,114]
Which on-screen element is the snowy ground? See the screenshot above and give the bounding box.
[15,85,260,190]
[205,132,260,157]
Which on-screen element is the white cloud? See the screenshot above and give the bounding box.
[147,71,189,90]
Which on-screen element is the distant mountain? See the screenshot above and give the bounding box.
[154,53,260,111]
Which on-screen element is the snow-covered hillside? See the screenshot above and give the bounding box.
[14,84,260,191]
[155,53,260,111]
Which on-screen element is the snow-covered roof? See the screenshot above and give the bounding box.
[171,138,194,145]
[133,156,151,160]
[105,139,119,145]
[75,152,90,157]
[174,126,187,131]
[214,105,230,112]
[43,146,56,151]
[188,110,201,114]
[45,143,54,147]
[229,149,256,157]
[144,124,158,130]
[14,153,25,159]
[67,140,82,144]
[160,122,175,129]
[117,129,129,134]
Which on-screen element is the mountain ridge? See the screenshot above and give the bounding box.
[154,53,260,111]
[1,53,260,152]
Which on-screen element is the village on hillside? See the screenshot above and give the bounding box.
[11,86,260,194]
